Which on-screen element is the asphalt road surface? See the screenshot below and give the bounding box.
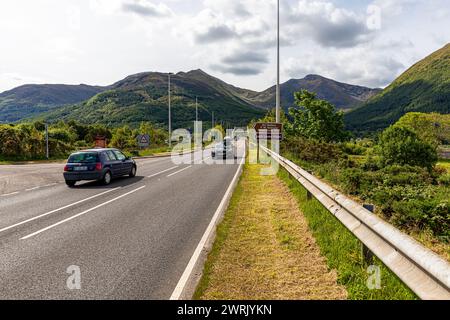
[0,147,243,299]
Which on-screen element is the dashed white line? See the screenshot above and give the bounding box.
[147,166,179,178]
[21,186,146,240]
[167,166,192,177]
[0,187,120,234]
[26,187,41,192]
[0,192,20,197]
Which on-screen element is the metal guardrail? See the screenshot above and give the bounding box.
[262,146,450,300]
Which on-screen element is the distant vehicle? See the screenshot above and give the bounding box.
[211,137,237,159]
[63,148,137,187]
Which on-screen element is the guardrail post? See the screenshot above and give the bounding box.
[361,204,375,265]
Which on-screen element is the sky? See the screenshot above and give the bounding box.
[0,0,449,93]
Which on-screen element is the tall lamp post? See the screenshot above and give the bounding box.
[276,0,281,124]
[168,72,172,148]
[45,123,49,159]
[195,97,198,123]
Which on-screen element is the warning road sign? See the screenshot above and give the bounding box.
[137,134,150,148]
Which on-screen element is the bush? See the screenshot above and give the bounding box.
[379,126,438,169]
[282,136,344,164]
[437,173,450,186]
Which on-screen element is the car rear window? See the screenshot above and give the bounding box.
[68,152,99,164]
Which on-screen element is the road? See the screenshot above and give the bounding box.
[0,147,243,299]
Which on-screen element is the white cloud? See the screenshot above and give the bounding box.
[0,0,448,93]
[283,43,406,88]
[285,0,374,48]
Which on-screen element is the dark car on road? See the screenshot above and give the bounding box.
[211,137,237,159]
[63,148,137,187]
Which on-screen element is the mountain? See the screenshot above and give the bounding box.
[41,70,266,128]
[0,84,106,123]
[346,43,450,133]
[0,69,379,128]
[248,74,380,111]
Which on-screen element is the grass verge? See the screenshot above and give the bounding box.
[195,163,347,300]
[277,167,418,300]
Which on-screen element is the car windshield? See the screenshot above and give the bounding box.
[68,152,99,164]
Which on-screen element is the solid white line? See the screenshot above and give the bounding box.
[147,166,179,178]
[0,188,120,234]
[42,183,58,187]
[21,186,146,240]
[0,192,20,197]
[167,166,192,177]
[201,156,212,163]
[25,187,41,191]
[170,157,245,300]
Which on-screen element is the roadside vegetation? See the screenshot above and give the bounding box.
[195,163,348,300]
[0,120,169,162]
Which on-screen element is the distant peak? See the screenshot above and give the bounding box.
[187,69,208,75]
[303,74,325,80]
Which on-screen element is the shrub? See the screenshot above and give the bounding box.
[379,126,438,169]
[437,173,450,186]
[282,136,344,164]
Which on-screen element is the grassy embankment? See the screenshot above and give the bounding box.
[195,160,416,300]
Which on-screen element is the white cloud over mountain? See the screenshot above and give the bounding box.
[0,0,448,92]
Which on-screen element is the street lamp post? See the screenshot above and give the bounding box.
[168,73,172,148]
[195,97,198,123]
[276,0,281,124]
[45,123,49,159]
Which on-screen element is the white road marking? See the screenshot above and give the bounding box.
[0,188,120,234]
[170,156,245,300]
[167,166,192,177]
[0,192,20,197]
[21,186,146,240]
[147,166,179,178]
[201,156,212,163]
[0,182,59,197]
[42,183,58,187]
[26,187,41,191]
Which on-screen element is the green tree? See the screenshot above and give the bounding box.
[110,126,136,150]
[379,126,438,169]
[287,90,348,142]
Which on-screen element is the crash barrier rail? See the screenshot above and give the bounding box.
[261,146,450,300]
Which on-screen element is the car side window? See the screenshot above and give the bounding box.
[113,150,126,161]
[106,151,117,161]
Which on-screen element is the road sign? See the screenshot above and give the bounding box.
[95,135,107,148]
[137,134,150,148]
[254,123,283,140]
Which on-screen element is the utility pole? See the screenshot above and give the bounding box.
[45,123,49,159]
[168,73,172,148]
[195,97,198,123]
[276,0,281,124]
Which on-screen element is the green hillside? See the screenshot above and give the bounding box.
[39,70,265,129]
[346,43,450,133]
[0,84,106,123]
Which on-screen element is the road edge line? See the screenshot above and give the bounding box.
[169,156,245,300]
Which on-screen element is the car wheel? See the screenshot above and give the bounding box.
[65,180,76,188]
[102,171,112,185]
[129,165,137,178]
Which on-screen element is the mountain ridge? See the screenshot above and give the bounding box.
[0,69,380,126]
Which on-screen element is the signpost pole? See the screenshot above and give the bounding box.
[45,123,49,160]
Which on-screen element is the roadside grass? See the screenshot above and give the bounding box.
[437,159,450,173]
[278,168,418,300]
[195,163,348,300]
[134,146,171,157]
